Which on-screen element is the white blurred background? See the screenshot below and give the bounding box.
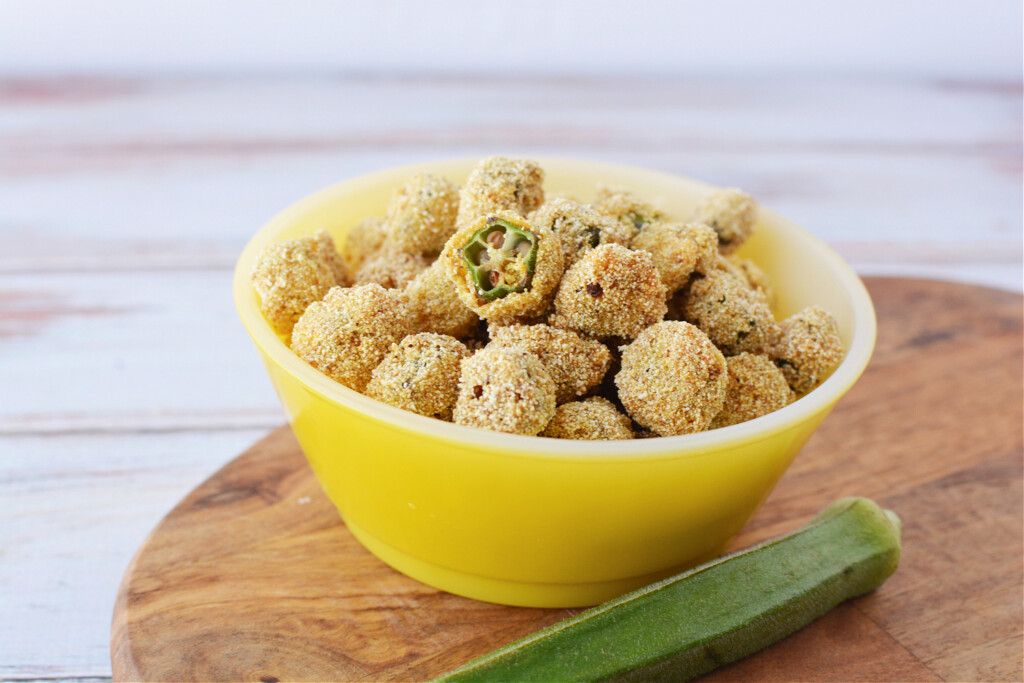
[1,0,1020,77]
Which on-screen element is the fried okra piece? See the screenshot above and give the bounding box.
[541,396,634,440]
[290,284,412,393]
[453,347,556,435]
[442,210,564,323]
[455,156,545,229]
[631,221,718,295]
[771,306,844,395]
[551,244,666,339]
[251,229,348,335]
[342,216,389,273]
[692,188,757,254]
[488,323,612,404]
[385,173,460,255]
[709,353,793,429]
[593,184,665,239]
[354,250,429,289]
[365,333,470,420]
[725,253,776,306]
[404,259,479,338]
[529,198,633,266]
[681,268,780,356]
[616,321,728,436]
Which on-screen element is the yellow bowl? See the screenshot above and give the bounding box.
[233,158,876,608]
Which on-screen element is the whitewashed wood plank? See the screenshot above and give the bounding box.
[848,263,1022,293]
[1,77,1018,288]
[0,148,1019,279]
[2,76,1017,151]
[0,429,271,679]
[0,270,283,428]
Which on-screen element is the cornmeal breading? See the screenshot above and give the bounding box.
[256,159,844,438]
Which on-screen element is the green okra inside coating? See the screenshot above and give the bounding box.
[462,217,539,301]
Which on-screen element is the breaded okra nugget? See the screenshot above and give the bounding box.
[488,323,612,404]
[771,306,844,395]
[290,284,412,393]
[709,353,793,429]
[593,184,665,239]
[541,396,634,440]
[455,156,545,229]
[529,198,633,266]
[385,173,460,255]
[354,250,429,290]
[681,268,780,356]
[365,333,470,420]
[251,229,348,335]
[725,253,776,306]
[442,210,565,323]
[342,216,389,273]
[453,347,556,435]
[404,259,479,338]
[631,221,718,295]
[692,188,757,254]
[551,244,666,339]
[616,321,728,436]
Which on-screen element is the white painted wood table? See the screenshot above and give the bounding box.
[1,74,1020,681]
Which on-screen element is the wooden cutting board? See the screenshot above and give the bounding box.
[110,278,1023,682]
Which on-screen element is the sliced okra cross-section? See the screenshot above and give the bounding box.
[461,217,539,301]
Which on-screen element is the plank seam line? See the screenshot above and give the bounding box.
[0,423,281,437]
[851,601,945,681]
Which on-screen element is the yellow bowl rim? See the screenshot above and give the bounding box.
[233,156,876,461]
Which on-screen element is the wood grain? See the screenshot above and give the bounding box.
[2,77,1020,288]
[110,278,1023,682]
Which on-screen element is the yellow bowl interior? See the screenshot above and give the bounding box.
[234,157,876,607]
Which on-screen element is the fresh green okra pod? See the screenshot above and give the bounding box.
[461,217,539,301]
[434,497,902,683]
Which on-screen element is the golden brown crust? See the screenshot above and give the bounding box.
[455,157,545,230]
[487,323,612,404]
[529,198,633,266]
[290,284,412,392]
[709,353,793,429]
[631,221,718,295]
[551,244,666,339]
[681,268,780,356]
[354,251,429,290]
[540,396,634,440]
[342,216,390,273]
[441,210,565,323]
[615,321,728,436]
[385,173,460,255]
[453,347,556,435]
[365,333,469,420]
[771,306,844,395]
[592,184,665,240]
[404,259,480,338]
[314,230,351,287]
[251,229,346,335]
[692,188,757,254]
[725,253,776,306]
